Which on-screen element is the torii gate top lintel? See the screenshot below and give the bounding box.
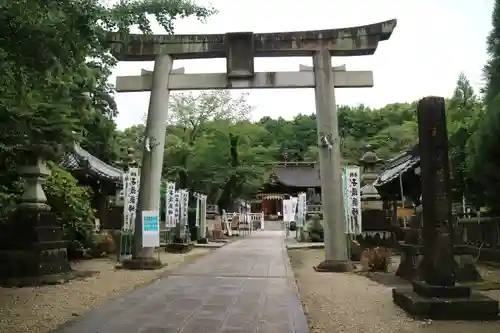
[109,19,397,61]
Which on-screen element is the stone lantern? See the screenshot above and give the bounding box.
[0,148,75,286]
[359,145,384,210]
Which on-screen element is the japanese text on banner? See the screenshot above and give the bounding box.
[346,166,362,235]
[123,168,140,232]
[165,182,176,228]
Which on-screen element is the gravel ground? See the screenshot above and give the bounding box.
[0,249,211,333]
[288,249,500,333]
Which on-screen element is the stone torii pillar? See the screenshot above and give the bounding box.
[109,20,397,270]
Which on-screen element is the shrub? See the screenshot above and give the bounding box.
[96,230,117,254]
[0,183,22,225]
[349,239,362,261]
[44,162,95,257]
[305,214,324,242]
[360,246,392,272]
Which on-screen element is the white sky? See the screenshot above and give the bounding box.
[113,0,493,130]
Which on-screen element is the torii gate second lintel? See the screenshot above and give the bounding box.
[115,65,374,92]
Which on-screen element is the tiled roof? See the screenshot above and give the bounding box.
[373,145,420,188]
[61,144,124,183]
[272,162,321,187]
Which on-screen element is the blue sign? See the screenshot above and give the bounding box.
[143,215,159,232]
[142,210,160,247]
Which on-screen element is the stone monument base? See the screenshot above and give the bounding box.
[396,243,482,282]
[165,243,193,254]
[393,280,499,320]
[121,256,164,270]
[197,237,209,244]
[314,260,354,272]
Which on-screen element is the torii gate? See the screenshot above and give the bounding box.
[111,20,397,270]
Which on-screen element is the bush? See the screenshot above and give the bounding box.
[350,239,362,261]
[44,162,96,257]
[360,246,392,272]
[96,230,116,254]
[0,183,23,225]
[305,214,324,242]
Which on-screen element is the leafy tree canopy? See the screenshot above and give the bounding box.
[114,76,485,210]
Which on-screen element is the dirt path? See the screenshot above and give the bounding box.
[288,249,500,333]
[0,249,211,333]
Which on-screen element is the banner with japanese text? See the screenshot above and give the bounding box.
[123,168,140,232]
[344,166,362,235]
[164,182,176,228]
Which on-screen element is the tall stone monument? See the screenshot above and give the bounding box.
[392,97,498,319]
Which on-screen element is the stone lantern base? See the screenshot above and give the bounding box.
[0,210,89,287]
[396,243,482,283]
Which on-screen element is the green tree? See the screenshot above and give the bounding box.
[115,124,146,164]
[466,0,500,211]
[446,73,481,202]
[161,91,275,208]
[0,0,215,164]
[163,90,252,189]
[0,0,215,236]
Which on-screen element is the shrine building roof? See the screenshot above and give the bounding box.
[269,162,321,188]
[61,144,124,183]
[373,145,420,189]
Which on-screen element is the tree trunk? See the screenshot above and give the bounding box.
[217,133,239,213]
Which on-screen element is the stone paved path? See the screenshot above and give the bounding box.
[52,230,308,333]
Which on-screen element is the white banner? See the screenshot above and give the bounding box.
[180,189,189,226]
[173,190,181,226]
[142,210,160,247]
[297,193,307,227]
[165,182,176,228]
[123,168,140,232]
[345,166,362,235]
[290,197,298,220]
[222,209,232,236]
[199,195,207,238]
[282,199,295,222]
[194,193,200,227]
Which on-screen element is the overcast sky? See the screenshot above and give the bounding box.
[112,0,493,130]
